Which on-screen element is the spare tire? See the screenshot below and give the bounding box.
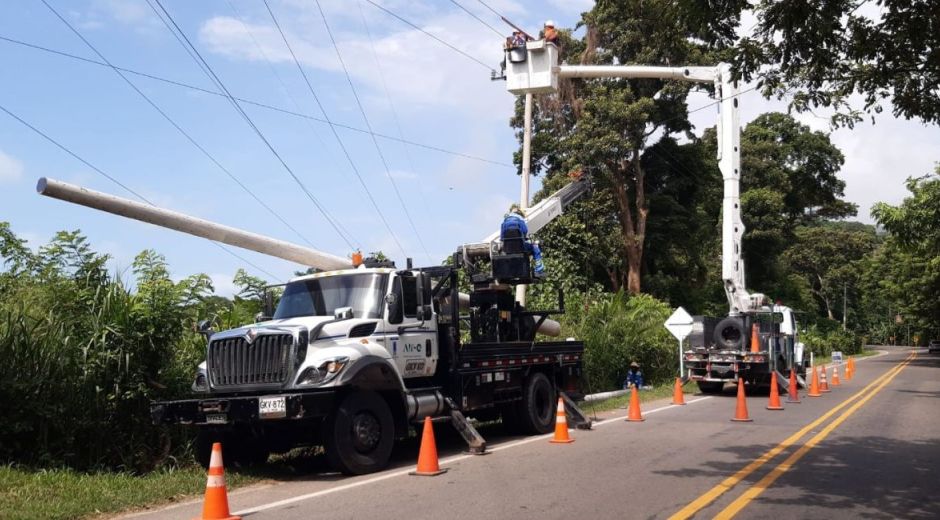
[714,317,746,350]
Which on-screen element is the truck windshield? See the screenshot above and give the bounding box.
[274,273,387,320]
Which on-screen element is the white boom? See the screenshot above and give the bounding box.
[506,44,753,314]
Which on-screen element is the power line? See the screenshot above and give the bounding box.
[363,0,495,71]
[0,34,514,168]
[0,101,280,280]
[263,0,409,259]
[35,0,316,250]
[448,0,504,37]
[150,0,358,251]
[314,0,428,261]
[357,0,436,261]
[475,0,506,20]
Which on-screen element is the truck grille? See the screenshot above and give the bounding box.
[208,334,294,387]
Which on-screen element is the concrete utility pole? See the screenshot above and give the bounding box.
[516,92,533,306]
[843,282,847,331]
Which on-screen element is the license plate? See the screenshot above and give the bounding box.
[206,413,227,424]
[259,396,287,419]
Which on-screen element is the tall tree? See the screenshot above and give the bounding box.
[737,0,940,125]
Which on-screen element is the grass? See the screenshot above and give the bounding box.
[810,347,880,367]
[0,464,262,520]
[578,380,689,414]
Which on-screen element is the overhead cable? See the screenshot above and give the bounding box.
[36,0,316,250]
[314,0,429,261]
[363,0,494,71]
[0,34,513,168]
[0,102,280,280]
[150,0,358,250]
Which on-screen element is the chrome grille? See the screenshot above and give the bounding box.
[208,333,293,387]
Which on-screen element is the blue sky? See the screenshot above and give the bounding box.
[1,0,937,295]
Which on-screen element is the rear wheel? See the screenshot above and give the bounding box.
[518,372,556,434]
[696,381,725,394]
[323,391,395,475]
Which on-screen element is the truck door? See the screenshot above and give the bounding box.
[385,272,438,380]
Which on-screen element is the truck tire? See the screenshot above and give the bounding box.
[323,391,395,475]
[714,317,746,350]
[696,381,725,394]
[518,372,556,434]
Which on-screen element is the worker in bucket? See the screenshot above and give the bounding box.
[623,362,645,390]
[541,20,559,44]
[501,204,545,276]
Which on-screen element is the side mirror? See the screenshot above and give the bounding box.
[196,319,214,340]
[421,304,433,321]
[334,306,354,321]
[263,291,275,318]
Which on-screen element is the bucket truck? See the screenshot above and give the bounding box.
[504,37,804,393]
[36,174,591,475]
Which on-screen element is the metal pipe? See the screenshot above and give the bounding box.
[516,92,534,306]
[36,177,351,271]
[556,65,716,83]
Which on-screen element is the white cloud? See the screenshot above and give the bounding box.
[547,0,594,16]
[210,272,239,298]
[0,150,24,184]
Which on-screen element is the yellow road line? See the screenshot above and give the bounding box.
[668,352,914,520]
[714,352,915,518]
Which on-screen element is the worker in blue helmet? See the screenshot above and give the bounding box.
[501,204,545,276]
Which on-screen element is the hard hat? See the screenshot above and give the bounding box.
[544,20,555,27]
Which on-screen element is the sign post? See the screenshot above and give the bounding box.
[665,307,694,380]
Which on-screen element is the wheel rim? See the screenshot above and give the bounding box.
[351,412,382,454]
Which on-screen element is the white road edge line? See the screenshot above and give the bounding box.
[233,396,714,516]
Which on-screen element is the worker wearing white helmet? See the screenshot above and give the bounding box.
[542,20,559,44]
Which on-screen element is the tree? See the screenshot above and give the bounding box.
[736,0,940,125]
[871,169,940,255]
[785,223,878,320]
[516,0,745,294]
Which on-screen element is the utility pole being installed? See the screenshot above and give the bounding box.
[516,92,534,306]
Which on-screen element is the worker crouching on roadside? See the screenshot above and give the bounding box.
[623,362,644,390]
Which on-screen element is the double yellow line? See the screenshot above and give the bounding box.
[670,352,916,520]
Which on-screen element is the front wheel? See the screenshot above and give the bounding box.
[323,391,395,475]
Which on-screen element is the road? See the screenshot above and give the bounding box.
[123,347,940,519]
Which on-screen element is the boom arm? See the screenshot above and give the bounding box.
[509,59,751,314]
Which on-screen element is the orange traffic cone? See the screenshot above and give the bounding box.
[731,379,753,422]
[766,372,784,410]
[750,323,760,353]
[410,416,447,476]
[820,365,831,392]
[831,365,841,386]
[786,369,801,403]
[194,443,240,520]
[846,357,855,380]
[672,377,686,405]
[549,397,575,443]
[626,384,645,422]
[808,366,822,397]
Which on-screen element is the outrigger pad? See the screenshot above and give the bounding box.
[445,397,487,455]
[560,392,593,430]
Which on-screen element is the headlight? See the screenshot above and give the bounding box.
[192,371,208,392]
[297,357,349,386]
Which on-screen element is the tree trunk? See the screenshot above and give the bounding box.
[611,150,648,295]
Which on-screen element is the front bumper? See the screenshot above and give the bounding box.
[151,391,337,426]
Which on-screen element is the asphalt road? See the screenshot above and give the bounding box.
[123,346,939,520]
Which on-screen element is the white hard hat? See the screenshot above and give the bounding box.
[544,20,555,27]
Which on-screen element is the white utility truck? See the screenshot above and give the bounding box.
[36,175,592,474]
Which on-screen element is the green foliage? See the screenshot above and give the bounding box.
[736,0,940,125]
[0,225,265,471]
[872,173,940,256]
[800,321,864,359]
[552,291,677,392]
